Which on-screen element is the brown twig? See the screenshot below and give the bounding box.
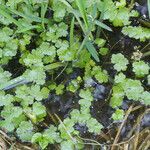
[142,51,150,58]
[133,123,140,150]
[111,105,133,150]
[110,37,124,50]
[127,108,150,138]
[54,114,75,142]
[140,43,150,52]
[138,134,150,150]
[47,111,58,124]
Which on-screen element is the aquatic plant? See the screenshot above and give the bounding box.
[0,0,149,149]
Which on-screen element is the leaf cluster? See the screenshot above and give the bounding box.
[0,1,149,150]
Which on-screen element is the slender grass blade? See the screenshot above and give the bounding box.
[85,40,100,62]
[70,17,75,47]
[75,0,88,29]
[94,20,112,32]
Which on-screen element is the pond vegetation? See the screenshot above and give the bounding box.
[0,0,149,150]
